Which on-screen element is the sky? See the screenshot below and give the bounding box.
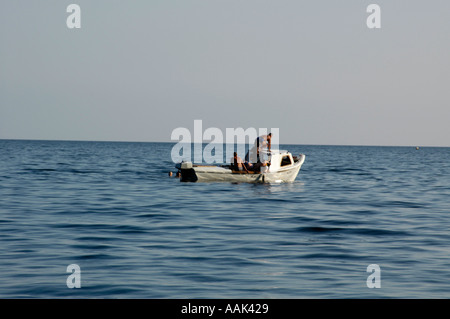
[1,0,449,146]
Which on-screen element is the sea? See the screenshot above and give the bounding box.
[0,139,449,299]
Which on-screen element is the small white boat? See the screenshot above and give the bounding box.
[175,150,305,183]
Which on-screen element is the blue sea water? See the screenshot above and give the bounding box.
[0,139,449,298]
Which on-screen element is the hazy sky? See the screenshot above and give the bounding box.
[1,1,449,146]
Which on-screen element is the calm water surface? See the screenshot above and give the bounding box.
[0,140,449,298]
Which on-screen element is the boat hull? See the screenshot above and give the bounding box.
[178,154,305,183]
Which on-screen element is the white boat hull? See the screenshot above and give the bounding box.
[177,154,305,183]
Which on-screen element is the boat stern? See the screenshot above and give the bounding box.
[176,162,198,182]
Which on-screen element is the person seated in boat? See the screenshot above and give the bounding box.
[244,161,253,171]
[252,160,269,172]
[231,152,249,173]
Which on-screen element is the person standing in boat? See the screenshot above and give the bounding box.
[255,133,271,162]
[245,133,272,164]
[231,152,249,173]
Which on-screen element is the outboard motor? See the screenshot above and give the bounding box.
[177,162,198,182]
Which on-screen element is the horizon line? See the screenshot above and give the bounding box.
[0,138,448,148]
